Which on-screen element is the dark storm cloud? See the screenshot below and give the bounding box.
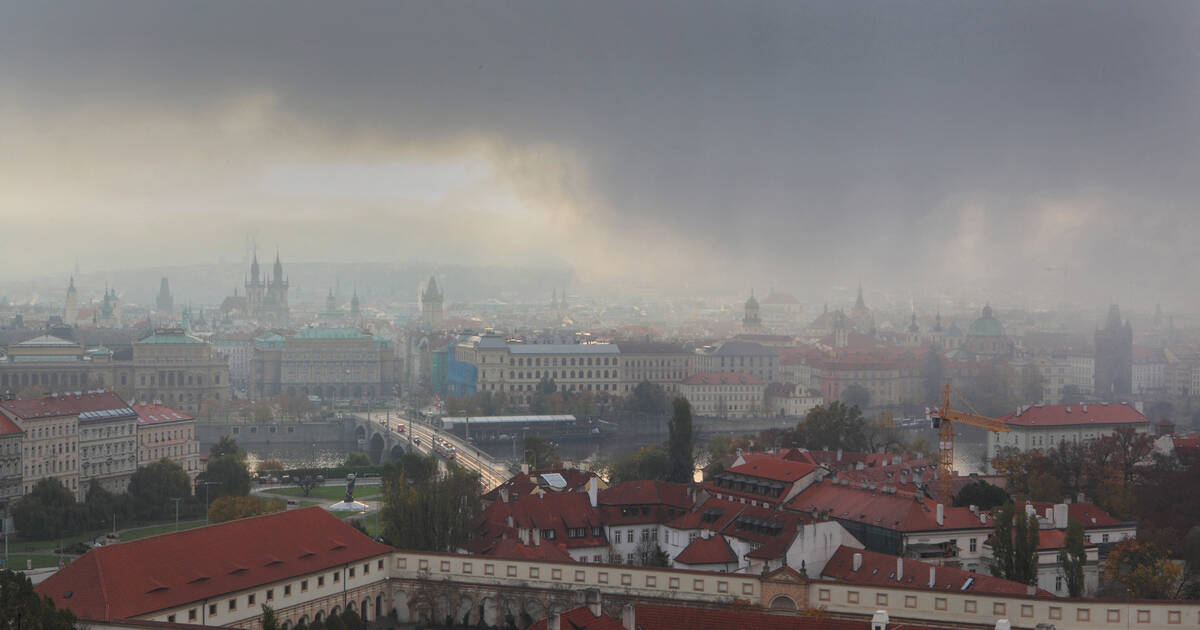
[1,1,1197,303]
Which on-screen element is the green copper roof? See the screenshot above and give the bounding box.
[294,327,367,340]
[137,331,205,345]
[967,306,1005,337]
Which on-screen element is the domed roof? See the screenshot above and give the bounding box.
[745,294,759,309]
[967,305,1005,337]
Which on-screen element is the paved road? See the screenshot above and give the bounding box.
[356,413,510,491]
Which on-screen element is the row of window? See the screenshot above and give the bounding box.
[0,372,87,388]
[169,559,385,623]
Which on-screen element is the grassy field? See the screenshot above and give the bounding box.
[269,485,383,501]
[120,520,207,542]
[3,554,67,570]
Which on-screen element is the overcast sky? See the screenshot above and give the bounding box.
[1,1,1197,306]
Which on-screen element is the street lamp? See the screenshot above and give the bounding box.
[170,497,183,532]
[201,482,221,525]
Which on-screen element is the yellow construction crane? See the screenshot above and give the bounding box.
[927,384,1010,501]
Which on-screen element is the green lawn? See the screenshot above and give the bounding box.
[345,512,383,538]
[120,520,207,542]
[269,485,383,501]
[3,554,67,570]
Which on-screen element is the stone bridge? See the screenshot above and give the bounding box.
[353,419,414,464]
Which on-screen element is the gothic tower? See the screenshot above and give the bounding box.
[156,277,173,314]
[421,276,443,329]
[1094,304,1133,401]
[64,276,79,326]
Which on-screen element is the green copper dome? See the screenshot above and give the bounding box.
[967,305,1005,337]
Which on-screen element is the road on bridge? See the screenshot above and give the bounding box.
[355,412,510,491]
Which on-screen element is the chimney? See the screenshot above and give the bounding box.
[895,556,903,581]
[621,604,636,630]
[900,471,908,485]
[871,610,889,630]
[548,612,561,630]
[1025,585,1036,596]
[995,620,1011,630]
[852,553,863,572]
[979,512,987,524]
[936,503,944,526]
[585,589,602,617]
[1054,503,1067,527]
[499,488,510,504]
[928,566,936,588]
[531,528,540,546]
[588,476,599,508]
[836,448,843,462]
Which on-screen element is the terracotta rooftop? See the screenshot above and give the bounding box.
[0,391,133,421]
[133,402,194,426]
[673,535,737,566]
[822,546,1055,598]
[36,507,392,621]
[999,402,1148,428]
[786,479,992,532]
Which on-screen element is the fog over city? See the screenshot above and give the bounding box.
[1,1,1197,309]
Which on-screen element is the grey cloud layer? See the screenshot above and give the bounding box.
[1,1,1197,304]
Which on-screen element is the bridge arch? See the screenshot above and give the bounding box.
[368,432,386,464]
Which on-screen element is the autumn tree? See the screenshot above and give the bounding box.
[208,495,285,524]
[379,455,481,552]
[606,445,671,484]
[796,402,867,451]
[990,502,1015,581]
[953,480,1010,511]
[990,502,1038,585]
[523,435,560,470]
[1101,538,1182,599]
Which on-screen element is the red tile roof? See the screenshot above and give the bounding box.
[1027,502,1127,528]
[474,492,607,550]
[36,507,392,621]
[822,546,1054,598]
[664,498,744,532]
[527,607,624,630]
[477,538,575,563]
[726,458,816,483]
[682,371,763,385]
[0,391,133,421]
[0,413,22,436]
[599,481,692,526]
[481,468,597,503]
[999,403,1148,427]
[133,402,194,426]
[674,535,737,566]
[786,479,992,532]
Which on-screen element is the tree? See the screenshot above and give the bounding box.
[253,403,274,423]
[260,605,282,630]
[293,468,323,497]
[380,455,481,552]
[13,478,88,540]
[667,397,694,483]
[990,502,1015,581]
[796,402,867,451]
[0,569,78,629]
[342,452,372,467]
[863,413,902,453]
[1059,519,1087,597]
[635,538,670,566]
[210,435,245,460]
[953,480,1010,511]
[1011,510,1040,585]
[258,459,285,474]
[628,381,668,415]
[606,445,671,484]
[208,495,285,524]
[340,608,367,630]
[83,479,128,528]
[1101,538,1183,599]
[199,455,251,499]
[839,384,870,410]
[523,435,559,470]
[128,458,193,521]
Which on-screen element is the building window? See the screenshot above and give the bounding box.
[209,604,217,616]
[969,538,977,552]
[349,567,355,578]
[228,599,236,612]
[266,589,273,601]
[333,572,340,582]
[248,594,255,606]
[189,609,197,621]
[318,576,324,587]
[284,585,291,596]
